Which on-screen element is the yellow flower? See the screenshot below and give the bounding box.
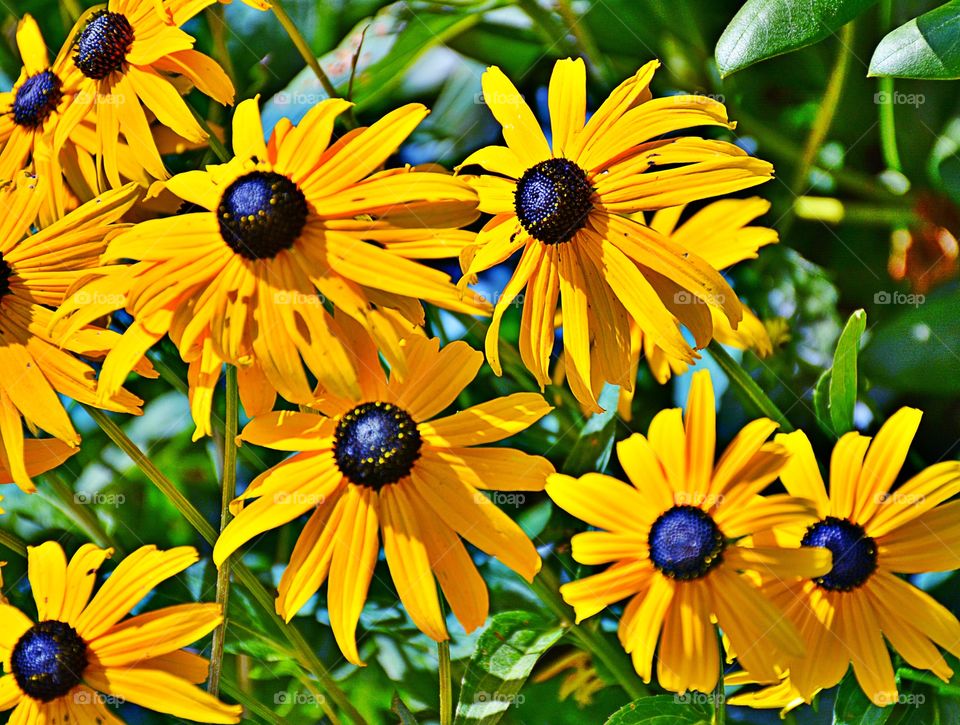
[459,58,774,411]
[54,97,487,439]
[546,370,831,693]
[0,174,153,492]
[0,542,242,723]
[55,0,235,188]
[726,670,807,717]
[213,333,553,666]
[532,650,608,706]
[753,413,960,706]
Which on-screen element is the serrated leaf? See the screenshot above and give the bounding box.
[716,0,877,77]
[828,309,866,436]
[833,671,893,724]
[453,611,564,725]
[604,694,713,724]
[562,384,620,476]
[869,1,960,79]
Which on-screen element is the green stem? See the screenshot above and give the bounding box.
[270,0,357,128]
[207,4,236,90]
[897,668,960,698]
[707,342,794,432]
[83,405,367,724]
[783,22,855,234]
[877,0,903,174]
[516,0,571,51]
[529,568,646,700]
[0,528,27,557]
[555,0,613,84]
[208,366,239,696]
[712,629,725,725]
[188,104,231,163]
[220,677,283,725]
[39,471,122,553]
[438,640,452,725]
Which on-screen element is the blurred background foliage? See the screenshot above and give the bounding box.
[2,0,960,722]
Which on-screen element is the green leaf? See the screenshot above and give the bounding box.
[715,0,876,77]
[453,611,564,725]
[861,289,958,394]
[392,692,420,724]
[562,384,620,476]
[869,1,960,79]
[604,694,713,724]
[833,671,893,724]
[828,309,866,436]
[813,369,834,437]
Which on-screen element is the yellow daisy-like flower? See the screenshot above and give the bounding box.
[0,16,84,186]
[0,542,241,723]
[753,413,960,706]
[54,97,486,439]
[546,370,832,693]
[458,58,774,411]
[726,670,806,717]
[213,333,553,666]
[55,0,235,188]
[0,174,153,491]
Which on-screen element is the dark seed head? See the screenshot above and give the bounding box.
[12,70,62,127]
[217,171,308,260]
[10,620,88,702]
[334,402,422,489]
[514,158,593,245]
[74,11,134,80]
[649,505,725,580]
[802,516,877,591]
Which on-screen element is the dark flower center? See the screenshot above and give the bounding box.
[217,171,308,260]
[649,505,725,580]
[12,71,63,127]
[74,11,134,80]
[0,254,12,299]
[514,158,593,245]
[10,620,88,702]
[801,516,877,591]
[334,402,422,489]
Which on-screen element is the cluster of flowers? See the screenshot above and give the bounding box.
[0,0,957,721]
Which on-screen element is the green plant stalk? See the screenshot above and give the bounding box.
[707,342,794,433]
[783,22,855,234]
[83,405,367,724]
[220,677,284,725]
[878,0,903,174]
[39,471,122,552]
[207,4,237,90]
[439,639,452,725]
[712,629,725,725]
[0,528,27,557]
[529,567,646,700]
[555,0,614,84]
[897,668,960,697]
[208,366,240,696]
[270,0,357,128]
[189,104,231,163]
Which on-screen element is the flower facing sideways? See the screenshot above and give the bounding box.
[751,412,960,706]
[459,58,774,411]
[0,542,241,723]
[213,333,554,665]
[52,96,488,439]
[546,370,831,693]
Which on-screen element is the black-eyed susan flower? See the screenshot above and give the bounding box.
[458,58,774,411]
[546,370,831,693]
[54,0,235,188]
[53,97,487,439]
[0,542,242,722]
[0,173,154,492]
[726,670,806,717]
[213,332,553,665]
[752,413,960,706]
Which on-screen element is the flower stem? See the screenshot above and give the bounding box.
[208,366,239,696]
[713,629,725,725]
[897,667,960,697]
[83,405,367,724]
[39,471,122,553]
[0,528,27,557]
[270,0,357,128]
[439,639,453,725]
[707,342,794,432]
[529,567,647,700]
